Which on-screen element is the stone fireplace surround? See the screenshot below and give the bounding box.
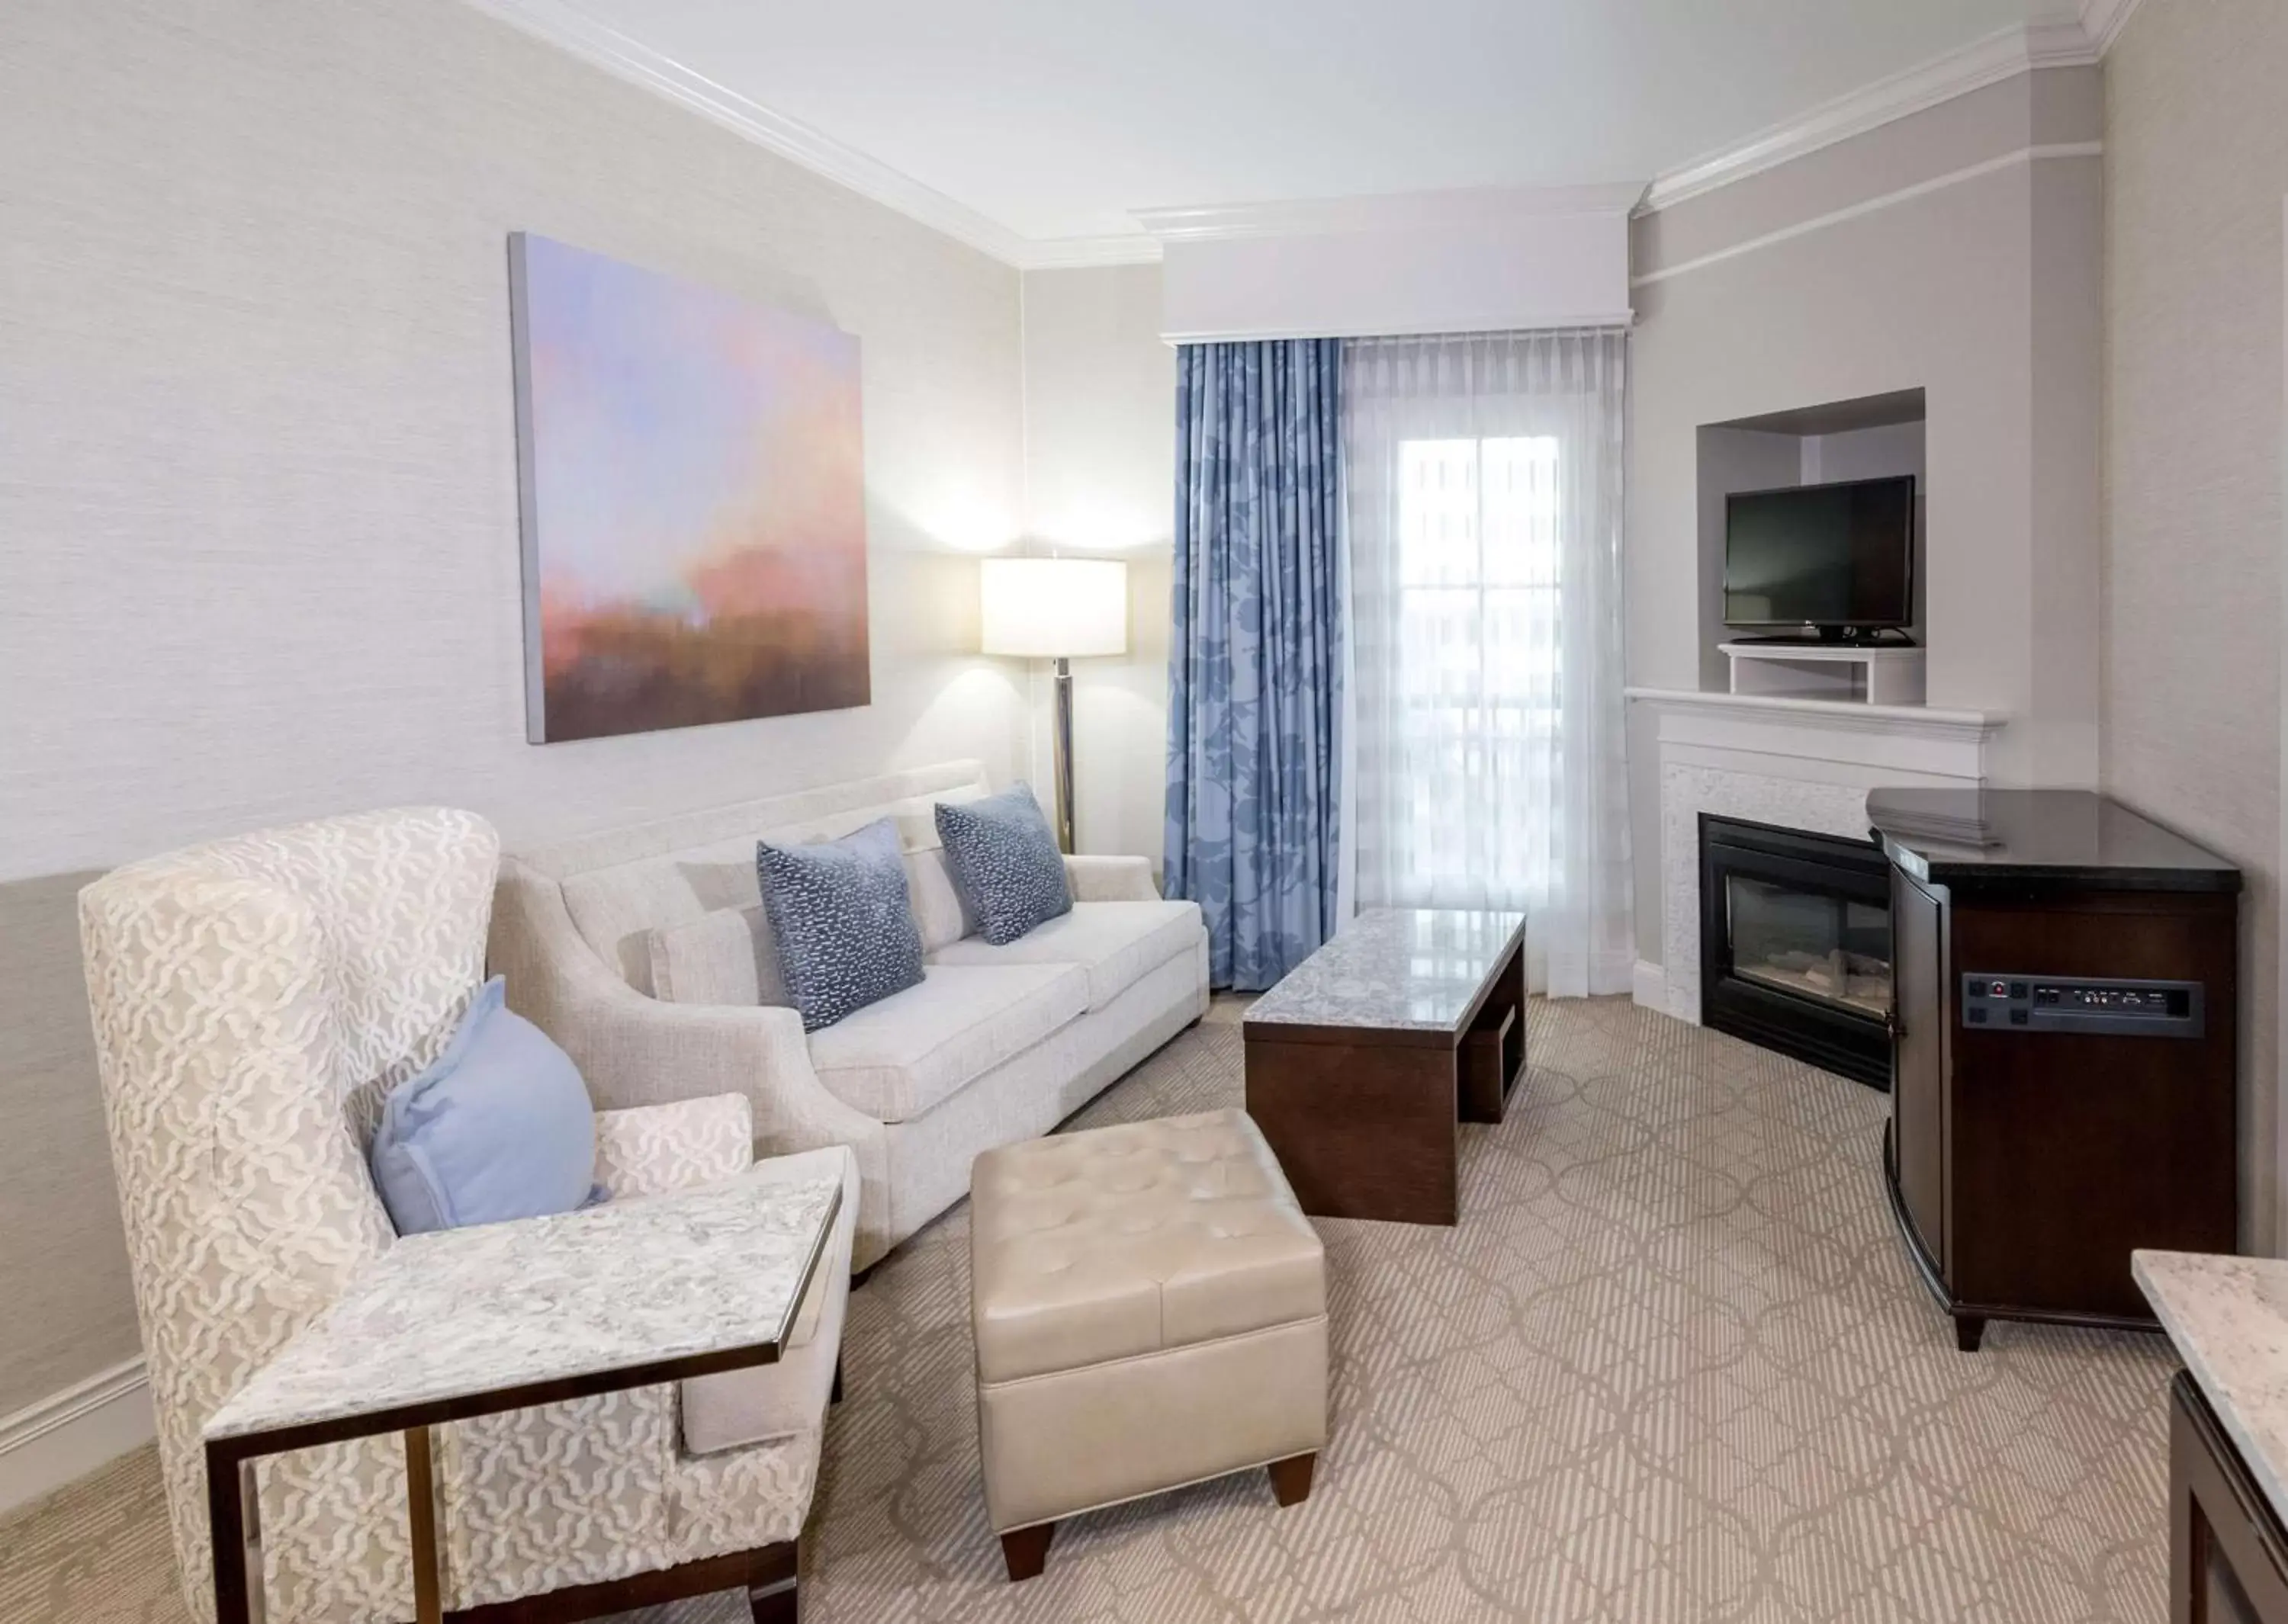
[1624,689,2005,1025]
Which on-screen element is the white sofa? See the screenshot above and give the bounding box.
[490,762,1210,1270]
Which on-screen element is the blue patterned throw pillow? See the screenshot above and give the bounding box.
[756,818,926,1032]
[934,784,1073,946]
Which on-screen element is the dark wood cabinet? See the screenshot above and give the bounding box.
[1872,790,2240,1350]
[2174,1372,2288,1623]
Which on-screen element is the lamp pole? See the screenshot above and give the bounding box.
[1051,655,1076,854]
[980,555,1122,856]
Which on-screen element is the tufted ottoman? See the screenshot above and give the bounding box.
[968,1107,1329,1580]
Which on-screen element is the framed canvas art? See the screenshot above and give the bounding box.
[509,233,869,743]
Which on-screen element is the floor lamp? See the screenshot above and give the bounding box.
[980,557,1129,853]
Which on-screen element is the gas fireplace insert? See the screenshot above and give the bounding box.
[1699,814,1891,1089]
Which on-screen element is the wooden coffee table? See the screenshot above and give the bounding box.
[1243,908,1528,1226]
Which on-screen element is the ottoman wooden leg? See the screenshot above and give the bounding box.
[1268,1452,1316,1507]
[1000,1522,1054,1581]
[746,1574,796,1623]
[744,1544,799,1623]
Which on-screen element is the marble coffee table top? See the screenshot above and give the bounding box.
[2135,1249,2288,1521]
[205,1168,842,1443]
[1245,908,1527,1036]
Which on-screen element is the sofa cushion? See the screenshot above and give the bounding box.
[901,842,975,954]
[547,774,993,993]
[591,1095,756,1200]
[928,900,1204,1013]
[934,785,1072,945]
[645,905,790,1008]
[757,819,926,1032]
[807,964,1090,1123]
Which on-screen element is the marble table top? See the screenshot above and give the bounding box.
[1245,908,1527,1036]
[2135,1250,2288,1520]
[205,1168,842,1444]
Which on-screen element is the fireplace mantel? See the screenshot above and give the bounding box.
[1625,688,2006,1022]
[1624,688,2006,780]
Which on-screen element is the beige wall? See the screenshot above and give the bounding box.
[1018,264,1175,866]
[2102,0,2288,1250]
[0,874,134,1420]
[1628,68,2106,960]
[0,0,1027,1417]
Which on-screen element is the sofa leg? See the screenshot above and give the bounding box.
[1267,1452,1316,1507]
[999,1522,1054,1581]
[831,1355,844,1406]
[747,1571,798,1623]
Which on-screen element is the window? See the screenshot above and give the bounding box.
[1343,327,1630,995]
[1387,435,1563,897]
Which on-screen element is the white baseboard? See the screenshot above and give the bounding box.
[0,1357,153,1519]
[1633,960,1703,1024]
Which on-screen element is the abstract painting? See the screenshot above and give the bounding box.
[509,233,869,743]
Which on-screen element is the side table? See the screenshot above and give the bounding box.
[200,1170,842,1624]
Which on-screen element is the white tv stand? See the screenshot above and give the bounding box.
[1719,640,1926,706]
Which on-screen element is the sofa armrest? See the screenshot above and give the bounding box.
[592,1095,754,1201]
[1065,854,1159,903]
[490,859,882,1167]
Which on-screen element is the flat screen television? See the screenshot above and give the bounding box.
[1723,473,1916,639]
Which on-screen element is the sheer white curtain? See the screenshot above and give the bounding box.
[1341,329,1632,996]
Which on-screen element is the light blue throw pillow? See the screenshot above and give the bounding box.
[368,977,599,1236]
[934,783,1072,946]
[756,817,927,1032]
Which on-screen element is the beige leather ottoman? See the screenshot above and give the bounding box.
[969,1107,1329,1580]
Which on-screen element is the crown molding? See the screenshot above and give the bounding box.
[2023,13,2108,67]
[1137,182,1647,246]
[1633,142,2103,287]
[1017,233,1164,269]
[2079,0,2147,56]
[461,0,1035,265]
[464,0,2123,277]
[1639,20,2100,217]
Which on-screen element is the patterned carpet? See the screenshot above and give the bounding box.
[2,997,2177,1622]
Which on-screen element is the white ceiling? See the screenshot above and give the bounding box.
[506,0,2080,246]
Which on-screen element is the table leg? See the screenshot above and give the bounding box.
[404,1426,443,1624]
[1245,1034,1458,1224]
[205,1444,256,1624]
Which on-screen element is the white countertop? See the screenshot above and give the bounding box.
[1244,907,1526,1035]
[206,1167,842,1443]
[2135,1249,2288,1520]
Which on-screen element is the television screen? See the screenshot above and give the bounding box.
[1724,475,1915,631]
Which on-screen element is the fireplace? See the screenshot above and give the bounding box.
[1699,814,1891,1089]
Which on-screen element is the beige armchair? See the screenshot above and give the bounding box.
[79,808,855,1624]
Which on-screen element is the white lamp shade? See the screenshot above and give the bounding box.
[979,557,1128,659]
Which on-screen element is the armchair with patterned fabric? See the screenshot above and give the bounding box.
[78,807,855,1624]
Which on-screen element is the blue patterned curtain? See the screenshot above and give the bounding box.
[1164,340,1344,991]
